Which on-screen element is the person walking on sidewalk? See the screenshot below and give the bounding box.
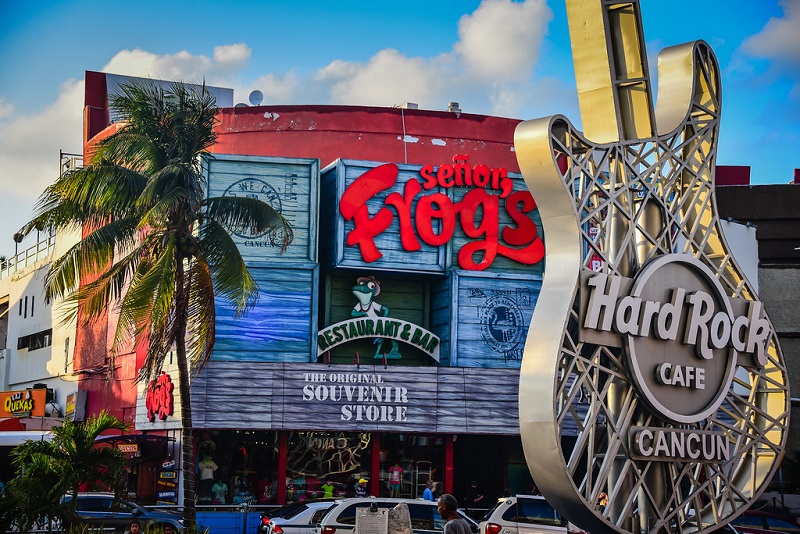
[438,494,472,534]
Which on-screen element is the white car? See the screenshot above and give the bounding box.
[478,495,585,534]
[316,497,479,534]
[258,501,337,534]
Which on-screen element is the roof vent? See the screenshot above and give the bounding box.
[447,102,462,117]
[397,102,418,109]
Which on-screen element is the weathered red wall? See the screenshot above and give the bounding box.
[213,105,523,171]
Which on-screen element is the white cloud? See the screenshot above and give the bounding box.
[456,0,552,82]
[213,43,252,67]
[311,0,556,118]
[316,49,453,108]
[241,72,305,105]
[0,97,13,119]
[742,0,800,70]
[102,44,253,87]
[0,79,84,246]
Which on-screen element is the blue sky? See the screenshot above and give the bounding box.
[1,0,798,258]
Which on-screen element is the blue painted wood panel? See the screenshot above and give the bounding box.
[213,265,318,362]
[204,154,319,264]
[430,282,453,367]
[446,271,542,368]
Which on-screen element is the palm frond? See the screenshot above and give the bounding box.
[185,259,216,373]
[44,217,139,305]
[203,195,294,251]
[127,238,178,383]
[198,219,257,314]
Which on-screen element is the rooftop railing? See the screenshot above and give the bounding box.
[0,234,57,280]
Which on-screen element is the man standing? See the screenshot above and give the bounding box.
[422,479,435,501]
[355,477,369,497]
[437,494,472,534]
[465,480,485,509]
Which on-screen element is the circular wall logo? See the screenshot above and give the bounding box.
[479,295,525,355]
[223,177,282,239]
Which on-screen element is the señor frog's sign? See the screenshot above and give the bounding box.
[339,155,545,271]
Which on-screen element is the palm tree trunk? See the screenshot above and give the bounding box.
[175,257,197,526]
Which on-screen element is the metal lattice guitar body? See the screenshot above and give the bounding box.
[514,2,789,533]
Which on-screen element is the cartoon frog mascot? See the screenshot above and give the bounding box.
[351,276,402,359]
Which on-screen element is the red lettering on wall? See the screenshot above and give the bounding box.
[145,372,175,422]
[339,158,545,270]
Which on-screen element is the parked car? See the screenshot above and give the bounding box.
[61,492,183,532]
[259,501,337,534]
[316,497,479,534]
[729,510,800,534]
[478,495,584,534]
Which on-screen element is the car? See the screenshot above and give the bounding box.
[315,497,479,534]
[729,509,800,534]
[258,501,338,534]
[61,492,183,532]
[478,495,585,534]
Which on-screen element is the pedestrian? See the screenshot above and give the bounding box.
[322,478,335,499]
[598,492,608,513]
[437,494,472,534]
[389,462,403,497]
[124,520,141,534]
[164,526,175,534]
[355,477,369,497]
[465,480,485,508]
[422,479,435,501]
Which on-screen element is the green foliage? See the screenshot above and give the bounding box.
[0,411,128,532]
[19,78,292,385]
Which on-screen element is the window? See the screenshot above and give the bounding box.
[17,329,53,351]
[76,496,111,512]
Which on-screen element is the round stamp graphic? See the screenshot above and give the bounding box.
[479,295,525,357]
[222,177,282,239]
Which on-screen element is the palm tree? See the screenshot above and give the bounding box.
[16,79,293,526]
[0,410,128,532]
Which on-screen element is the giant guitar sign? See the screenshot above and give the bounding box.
[515,2,789,533]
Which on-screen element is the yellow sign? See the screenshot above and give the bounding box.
[117,443,139,453]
